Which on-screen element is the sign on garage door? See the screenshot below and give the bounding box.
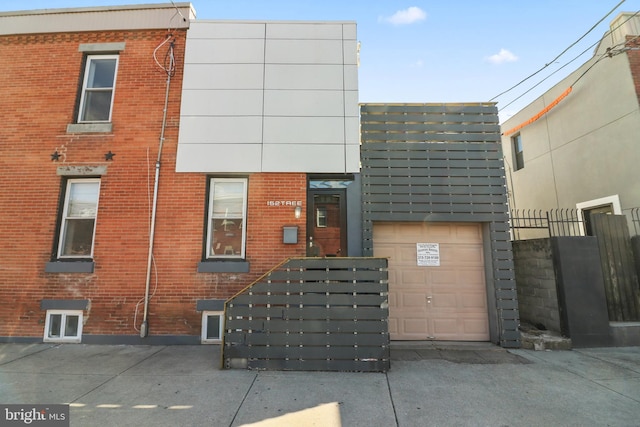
[373,222,489,341]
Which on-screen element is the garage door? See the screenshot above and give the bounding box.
[373,222,489,341]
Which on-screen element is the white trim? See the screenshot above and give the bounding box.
[78,54,119,123]
[201,311,224,344]
[206,178,248,259]
[44,310,83,343]
[58,178,101,259]
[576,195,622,215]
[576,194,622,235]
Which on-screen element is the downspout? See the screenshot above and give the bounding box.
[141,37,175,337]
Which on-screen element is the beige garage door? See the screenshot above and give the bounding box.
[374,222,489,341]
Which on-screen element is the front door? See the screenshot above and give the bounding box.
[307,190,347,257]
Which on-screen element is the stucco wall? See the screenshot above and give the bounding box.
[501,34,640,213]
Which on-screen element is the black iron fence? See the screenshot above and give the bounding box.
[510,209,584,240]
[511,207,640,240]
[632,207,640,236]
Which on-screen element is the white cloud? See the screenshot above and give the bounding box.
[486,48,518,64]
[383,7,427,25]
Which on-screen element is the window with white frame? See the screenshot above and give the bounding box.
[78,55,119,122]
[44,310,83,343]
[201,311,224,344]
[206,178,247,258]
[512,133,524,171]
[58,179,101,258]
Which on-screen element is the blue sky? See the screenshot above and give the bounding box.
[3,0,640,121]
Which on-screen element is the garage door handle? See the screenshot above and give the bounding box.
[426,296,432,303]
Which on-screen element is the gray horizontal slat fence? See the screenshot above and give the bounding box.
[360,103,520,348]
[223,257,390,372]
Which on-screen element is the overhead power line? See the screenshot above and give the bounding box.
[490,0,625,103]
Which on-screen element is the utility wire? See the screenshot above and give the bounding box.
[499,8,640,112]
[499,38,600,111]
[490,0,626,102]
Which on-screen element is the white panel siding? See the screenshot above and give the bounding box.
[344,91,360,117]
[182,64,264,90]
[266,23,344,39]
[187,21,266,39]
[263,117,344,144]
[177,20,359,173]
[264,64,343,90]
[176,144,262,172]
[345,117,360,144]
[264,90,344,117]
[181,90,264,116]
[344,64,358,91]
[342,23,357,40]
[265,39,343,64]
[343,40,359,65]
[185,39,265,64]
[178,117,263,144]
[262,144,346,172]
[345,144,360,173]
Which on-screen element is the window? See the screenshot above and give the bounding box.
[512,133,524,171]
[78,55,119,123]
[316,207,327,228]
[207,178,247,258]
[44,310,83,343]
[58,179,101,258]
[201,311,224,344]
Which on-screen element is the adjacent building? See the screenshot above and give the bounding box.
[501,13,640,232]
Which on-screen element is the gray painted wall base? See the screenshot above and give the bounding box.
[609,322,640,346]
[552,237,611,347]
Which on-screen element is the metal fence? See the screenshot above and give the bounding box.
[511,207,640,240]
[510,209,584,240]
[632,207,640,236]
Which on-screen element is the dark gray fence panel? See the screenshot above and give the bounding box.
[592,214,640,321]
[360,103,519,348]
[223,257,389,372]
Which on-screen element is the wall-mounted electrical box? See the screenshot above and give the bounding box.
[283,226,298,244]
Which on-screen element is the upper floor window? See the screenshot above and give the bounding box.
[78,55,119,123]
[206,178,247,259]
[512,133,524,171]
[58,179,101,258]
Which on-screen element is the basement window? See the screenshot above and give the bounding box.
[201,311,224,344]
[44,310,83,343]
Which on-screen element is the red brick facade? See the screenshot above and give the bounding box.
[626,35,640,105]
[0,27,307,340]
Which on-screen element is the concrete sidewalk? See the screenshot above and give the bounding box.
[0,343,639,426]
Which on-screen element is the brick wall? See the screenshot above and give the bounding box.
[512,239,561,332]
[626,35,640,104]
[0,29,308,340]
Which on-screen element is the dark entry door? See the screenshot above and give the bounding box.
[307,190,347,257]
